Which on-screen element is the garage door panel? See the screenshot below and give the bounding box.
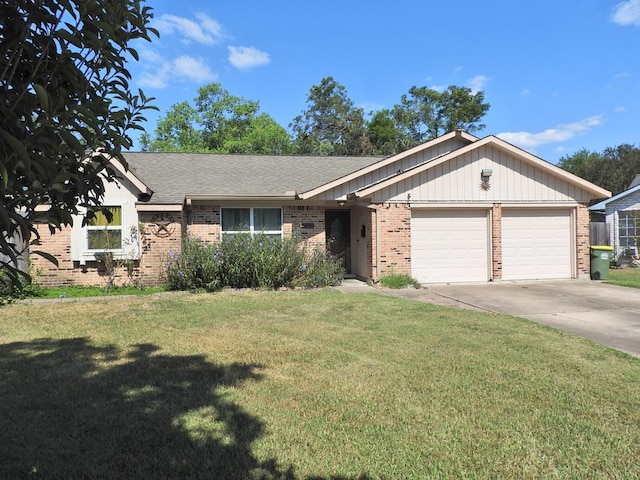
[411,210,489,283]
[502,210,572,280]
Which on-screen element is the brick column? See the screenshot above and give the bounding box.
[576,203,590,278]
[491,203,502,280]
[377,203,411,276]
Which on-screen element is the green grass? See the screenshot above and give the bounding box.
[2,290,640,479]
[39,284,166,298]
[607,267,640,288]
[378,272,420,289]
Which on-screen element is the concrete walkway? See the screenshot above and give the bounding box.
[336,279,640,358]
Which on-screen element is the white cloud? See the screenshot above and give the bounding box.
[521,88,530,96]
[497,115,605,149]
[173,56,217,82]
[228,46,270,70]
[137,46,164,64]
[467,75,492,94]
[430,85,446,92]
[612,0,640,26]
[138,55,217,89]
[155,13,225,45]
[615,105,628,112]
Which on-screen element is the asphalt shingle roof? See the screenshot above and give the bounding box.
[124,152,383,204]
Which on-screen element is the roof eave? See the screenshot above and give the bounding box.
[185,194,298,202]
[101,153,153,197]
[589,184,640,210]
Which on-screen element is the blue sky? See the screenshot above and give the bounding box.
[127,0,640,163]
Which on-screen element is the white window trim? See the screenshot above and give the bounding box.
[221,207,283,237]
[85,206,124,253]
[75,204,142,262]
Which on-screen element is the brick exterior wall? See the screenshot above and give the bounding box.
[576,202,591,278]
[30,223,143,288]
[139,212,183,286]
[31,223,75,287]
[284,205,326,248]
[27,201,592,287]
[377,203,411,277]
[188,204,220,241]
[491,203,502,280]
[30,213,182,288]
[184,204,327,248]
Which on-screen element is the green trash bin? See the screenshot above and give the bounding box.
[590,245,613,280]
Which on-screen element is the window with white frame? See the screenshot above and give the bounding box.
[86,206,123,251]
[221,207,282,238]
[618,210,640,252]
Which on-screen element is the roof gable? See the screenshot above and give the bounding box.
[349,135,611,201]
[298,130,478,199]
[590,183,640,211]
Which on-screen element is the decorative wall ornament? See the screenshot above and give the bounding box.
[150,213,175,238]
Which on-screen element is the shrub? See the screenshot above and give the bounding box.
[379,272,420,289]
[293,245,344,288]
[165,234,343,291]
[0,266,45,304]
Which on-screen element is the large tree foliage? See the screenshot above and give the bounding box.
[140,83,292,154]
[392,85,490,150]
[290,79,490,156]
[1,0,157,285]
[559,144,640,195]
[291,77,371,156]
[366,109,399,156]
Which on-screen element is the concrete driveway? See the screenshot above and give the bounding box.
[380,280,640,358]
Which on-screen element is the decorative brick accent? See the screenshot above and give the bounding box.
[491,203,502,280]
[576,203,591,277]
[377,203,411,277]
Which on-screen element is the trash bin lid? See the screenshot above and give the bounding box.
[590,245,613,250]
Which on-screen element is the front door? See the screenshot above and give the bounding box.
[326,210,351,274]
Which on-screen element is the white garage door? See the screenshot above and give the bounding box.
[411,210,489,283]
[502,209,573,280]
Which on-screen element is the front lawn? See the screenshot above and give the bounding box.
[607,266,640,288]
[2,290,639,479]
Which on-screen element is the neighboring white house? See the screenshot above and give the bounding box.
[590,175,640,263]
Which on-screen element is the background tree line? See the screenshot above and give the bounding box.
[140,76,491,156]
[142,78,640,195]
[558,145,640,195]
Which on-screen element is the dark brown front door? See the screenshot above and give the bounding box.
[326,210,351,273]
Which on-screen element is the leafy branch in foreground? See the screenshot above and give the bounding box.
[0,0,158,287]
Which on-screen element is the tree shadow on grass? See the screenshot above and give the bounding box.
[0,337,297,479]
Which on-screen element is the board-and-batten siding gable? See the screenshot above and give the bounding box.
[369,144,591,204]
[313,137,469,201]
